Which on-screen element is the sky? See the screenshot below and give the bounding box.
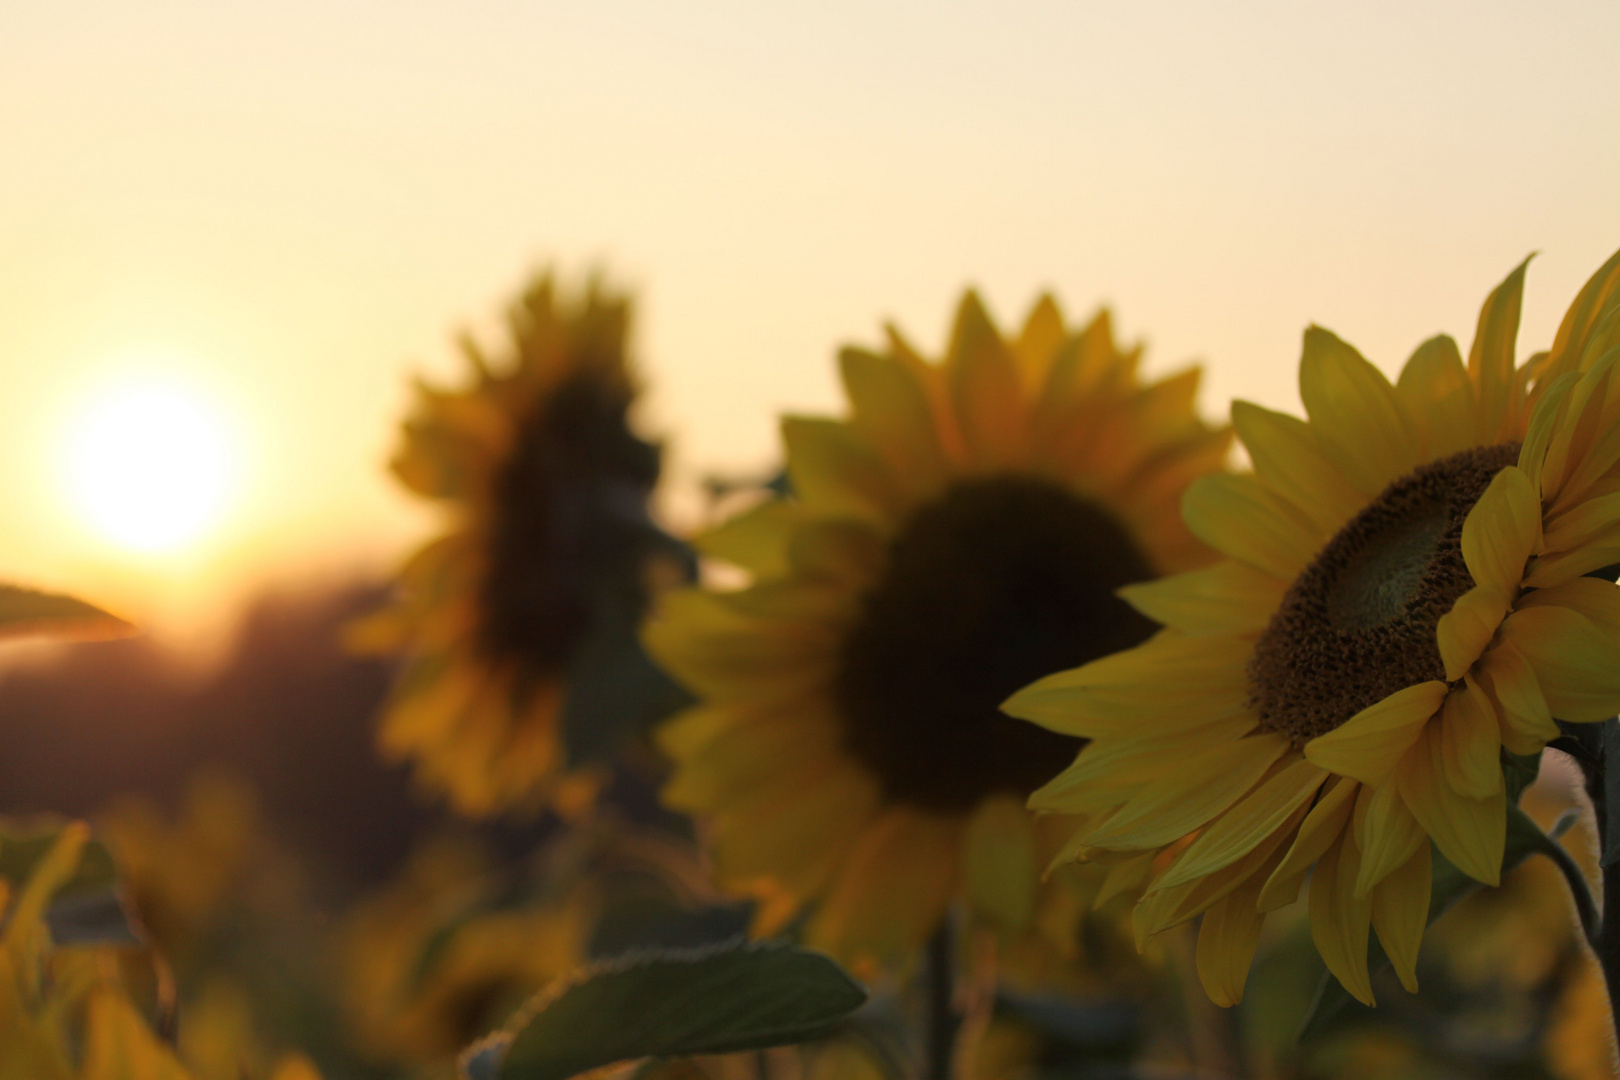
[2,0,1618,643]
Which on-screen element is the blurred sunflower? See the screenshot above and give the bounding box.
[0,820,320,1080]
[645,291,1229,971]
[350,275,691,817]
[341,835,588,1073]
[1006,249,1620,1008]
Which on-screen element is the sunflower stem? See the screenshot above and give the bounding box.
[924,918,959,1080]
[1599,860,1620,1062]
[1559,715,1620,1052]
[1537,811,1601,948]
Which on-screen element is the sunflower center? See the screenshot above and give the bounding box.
[1248,443,1521,744]
[479,369,662,679]
[834,476,1158,812]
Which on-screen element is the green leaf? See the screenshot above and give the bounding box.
[0,818,143,946]
[0,585,132,642]
[484,940,867,1080]
[1298,803,1552,1041]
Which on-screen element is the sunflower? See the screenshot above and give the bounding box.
[644,291,1229,972]
[1005,249,1620,1009]
[350,275,689,817]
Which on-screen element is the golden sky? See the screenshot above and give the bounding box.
[3,0,1618,641]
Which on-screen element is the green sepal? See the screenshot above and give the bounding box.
[1501,748,1543,805]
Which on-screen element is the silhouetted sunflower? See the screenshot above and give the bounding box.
[351,275,689,817]
[645,291,1228,971]
[1006,250,1620,1008]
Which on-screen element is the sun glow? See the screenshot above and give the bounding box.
[63,377,239,554]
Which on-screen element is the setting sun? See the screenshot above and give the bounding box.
[63,378,237,553]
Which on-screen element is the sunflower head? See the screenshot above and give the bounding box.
[647,289,1229,973]
[1006,248,1620,1009]
[352,274,690,817]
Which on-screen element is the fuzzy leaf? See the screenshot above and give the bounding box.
[486,941,866,1080]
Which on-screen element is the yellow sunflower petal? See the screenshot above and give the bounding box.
[1299,326,1420,496]
[839,347,950,500]
[713,761,882,898]
[1460,465,1541,595]
[1548,405,1620,514]
[1396,721,1505,886]
[1195,870,1269,1008]
[1084,734,1289,850]
[1138,820,1294,940]
[1543,245,1620,385]
[1436,584,1512,683]
[1116,560,1288,637]
[1032,310,1119,440]
[1150,757,1326,891]
[1541,490,1620,554]
[1029,714,1254,814]
[1003,634,1253,738]
[946,291,1029,466]
[805,809,961,970]
[1309,827,1375,1006]
[643,589,838,702]
[781,416,900,525]
[1013,293,1067,387]
[1352,779,1425,898]
[1467,257,1530,445]
[1438,677,1503,800]
[1231,401,1365,535]
[1395,334,1479,461]
[1524,541,1620,589]
[1182,473,1323,579]
[1540,351,1620,506]
[1517,574,1620,637]
[1476,640,1560,755]
[1304,681,1448,786]
[663,705,843,810]
[964,796,1038,931]
[1519,370,1579,495]
[1095,850,1158,909]
[787,520,886,589]
[1370,840,1432,995]
[1499,604,1620,723]
[1259,776,1357,912]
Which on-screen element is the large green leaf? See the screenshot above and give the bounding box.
[0,585,132,642]
[466,940,867,1080]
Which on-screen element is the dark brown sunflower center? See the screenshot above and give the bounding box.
[479,368,662,680]
[833,476,1158,813]
[1248,443,1521,744]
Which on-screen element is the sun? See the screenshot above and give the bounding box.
[63,377,238,554]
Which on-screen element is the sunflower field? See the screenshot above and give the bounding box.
[6,246,1620,1080]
